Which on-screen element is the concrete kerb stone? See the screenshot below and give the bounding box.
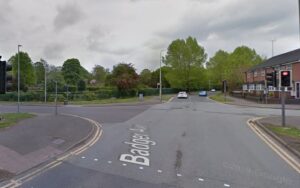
[0,114,102,187]
[252,119,300,160]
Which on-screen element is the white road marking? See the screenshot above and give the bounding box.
[107,161,112,164]
[81,156,86,159]
[94,158,98,161]
[157,170,162,173]
[198,178,204,182]
[176,173,182,177]
[122,163,127,166]
[139,166,144,170]
[224,184,230,187]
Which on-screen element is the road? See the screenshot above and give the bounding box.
[1,96,300,188]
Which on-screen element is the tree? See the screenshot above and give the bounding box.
[77,79,86,91]
[47,66,65,92]
[164,36,207,90]
[139,69,152,86]
[207,46,263,90]
[92,65,107,85]
[150,67,171,88]
[61,58,90,87]
[9,51,36,91]
[111,63,139,92]
[34,60,45,85]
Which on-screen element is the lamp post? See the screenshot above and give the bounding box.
[159,49,167,103]
[271,39,276,57]
[17,44,22,113]
[42,59,47,103]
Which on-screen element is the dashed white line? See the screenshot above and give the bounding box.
[157,170,162,173]
[81,156,86,159]
[122,163,127,166]
[107,161,112,164]
[198,178,204,182]
[224,183,230,187]
[139,166,144,170]
[176,173,182,177]
[94,158,98,161]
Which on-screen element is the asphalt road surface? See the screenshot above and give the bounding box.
[1,96,300,188]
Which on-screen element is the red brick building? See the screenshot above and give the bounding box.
[244,48,300,100]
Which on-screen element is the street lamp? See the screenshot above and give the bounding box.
[41,59,48,103]
[17,44,22,113]
[271,39,276,57]
[159,49,167,103]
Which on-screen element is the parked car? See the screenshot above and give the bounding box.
[177,91,188,99]
[211,89,216,92]
[199,90,207,96]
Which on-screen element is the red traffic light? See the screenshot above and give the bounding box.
[282,71,289,76]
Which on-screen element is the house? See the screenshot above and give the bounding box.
[244,48,300,100]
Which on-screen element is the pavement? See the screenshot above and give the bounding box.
[225,95,300,110]
[0,96,300,188]
[0,113,93,181]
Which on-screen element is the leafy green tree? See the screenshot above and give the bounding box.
[9,51,36,91]
[207,46,263,90]
[77,79,86,91]
[61,58,90,87]
[150,67,171,88]
[47,66,65,92]
[111,63,139,92]
[139,69,152,86]
[92,65,107,85]
[34,61,45,85]
[164,36,207,90]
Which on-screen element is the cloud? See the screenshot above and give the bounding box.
[53,2,84,31]
[43,43,65,60]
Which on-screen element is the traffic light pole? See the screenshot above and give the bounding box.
[281,87,286,127]
[17,45,22,113]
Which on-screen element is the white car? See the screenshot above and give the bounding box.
[177,91,188,99]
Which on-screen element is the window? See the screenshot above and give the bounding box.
[254,71,257,77]
[255,84,262,91]
[261,70,265,77]
[249,84,255,90]
[243,84,248,91]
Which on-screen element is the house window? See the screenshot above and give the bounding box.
[268,86,276,91]
[256,84,262,91]
[249,84,255,90]
[261,70,265,77]
[243,84,248,91]
[254,71,258,77]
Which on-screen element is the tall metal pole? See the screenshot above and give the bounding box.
[271,39,276,57]
[17,45,22,113]
[281,87,286,127]
[43,60,47,103]
[55,81,58,115]
[159,50,163,103]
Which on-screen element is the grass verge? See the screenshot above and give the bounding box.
[209,93,233,103]
[266,125,300,138]
[0,113,35,129]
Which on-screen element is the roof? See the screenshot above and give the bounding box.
[248,48,300,72]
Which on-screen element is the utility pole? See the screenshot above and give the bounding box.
[42,59,47,103]
[271,39,276,57]
[159,49,166,103]
[17,45,22,113]
[55,81,58,115]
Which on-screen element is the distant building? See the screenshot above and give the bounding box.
[244,48,300,100]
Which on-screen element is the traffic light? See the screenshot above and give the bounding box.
[280,70,291,87]
[266,71,277,87]
[0,60,12,94]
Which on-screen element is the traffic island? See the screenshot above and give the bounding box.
[255,116,300,159]
[0,113,96,182]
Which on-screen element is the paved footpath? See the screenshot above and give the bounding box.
[225,95,300,110]
[0,113,93,181]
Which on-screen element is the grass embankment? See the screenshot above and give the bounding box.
[0,113,35,129]
[266,125,300,138]
[69,94,174,105]
[209,93,233,103]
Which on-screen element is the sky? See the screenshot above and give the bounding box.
[0,0,299,72]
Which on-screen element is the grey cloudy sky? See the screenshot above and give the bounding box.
[0,0,299,72]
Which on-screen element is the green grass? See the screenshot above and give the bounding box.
[68,95,174,105]
[266,125,300,138]
[0,113,35,129]
[209,93,233,103]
